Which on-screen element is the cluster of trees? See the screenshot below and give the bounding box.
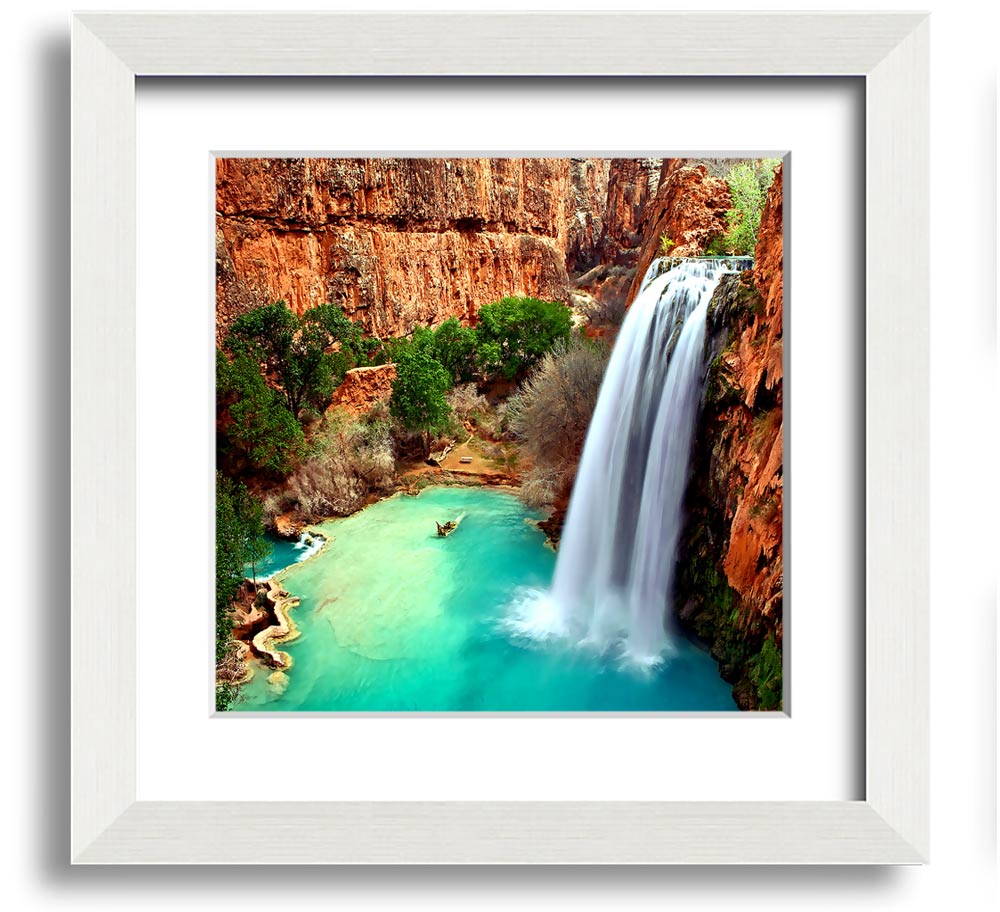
[214,293,575,705]
[215,475,270,710]
[218,295,574,466]
[387,296,573,434]
[217,302,376,477]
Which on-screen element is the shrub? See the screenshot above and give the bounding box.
[519,467,559,509]
[748,632,782,710]
[217,351,305,476]
[702,234,729,257]
[446,383,489,423]
[659,234,676,256]
[505,336,610,506]
[283,413,396,520]
[215,475,269,709]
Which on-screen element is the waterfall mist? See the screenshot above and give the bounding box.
[504,256,751,668]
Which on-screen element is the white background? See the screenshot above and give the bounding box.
[136,78,861,803]
[3,0,996,909]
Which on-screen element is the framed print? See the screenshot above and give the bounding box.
[71,12,928,863]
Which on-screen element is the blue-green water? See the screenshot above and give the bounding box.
[235,486,735,712]
[247,532,325,581]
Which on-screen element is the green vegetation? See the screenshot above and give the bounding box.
[215,294,574,694]
[217,351,305,475]
[419,317,480,384]
[474,296,573,381]
[225,301,379,419]
[702,234,729,257]
[658,234,676,256]
[720,159,781,256]
[390,344,453,432]
[748,632,782,710]
[383,296,573,439]
[215,474,270,710]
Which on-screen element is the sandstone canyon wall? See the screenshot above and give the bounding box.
[674,164,784,710]
[217,157,665,344]
[218,157,666,343]
[624,160,732,305]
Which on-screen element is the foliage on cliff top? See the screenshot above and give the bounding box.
[717,159,781,256]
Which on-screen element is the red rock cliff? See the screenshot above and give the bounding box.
[722,165,783,618]
[625,160,731,304]
[217,157,589,341]
[674,164,784,710]
[598,158,663,266]
[564,158,611,274]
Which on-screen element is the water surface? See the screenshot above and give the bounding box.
[236,486,734,712]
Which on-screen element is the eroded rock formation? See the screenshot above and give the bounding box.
[675,164,784,710]
[598,157,663,265]
[217,156,665,344]
[327,363,397,416]
[217,157,591,342]
[564,158,611,274]
[625,160,732,305]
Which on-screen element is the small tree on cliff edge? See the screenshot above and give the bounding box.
[721,159,781,256]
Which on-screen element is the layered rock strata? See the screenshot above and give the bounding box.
[217,157,583,341]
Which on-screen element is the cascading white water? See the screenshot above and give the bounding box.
[505,256,751,667]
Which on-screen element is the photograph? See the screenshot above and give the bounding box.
[214,155,784,713]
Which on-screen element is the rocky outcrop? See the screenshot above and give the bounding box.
[564,158,611,274]
[598,158,663,266]
[675,164,783,710]
[563,158,664,319]
[625,160,731,304]
[216,158,582,341]
[327,363,397,416]
[251,578,302,670]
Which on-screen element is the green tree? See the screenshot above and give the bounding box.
[389,343,452,433]
[475,296,573,380]
[721,159,780,256]
[226,302,337,418]
[305,303,366,368]
[430,317,480,383]
[217,351,305,475]
[215,475,270,710]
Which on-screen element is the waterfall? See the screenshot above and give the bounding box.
[505,256,751,668]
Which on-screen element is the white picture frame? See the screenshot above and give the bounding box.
[71,12,928,864]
